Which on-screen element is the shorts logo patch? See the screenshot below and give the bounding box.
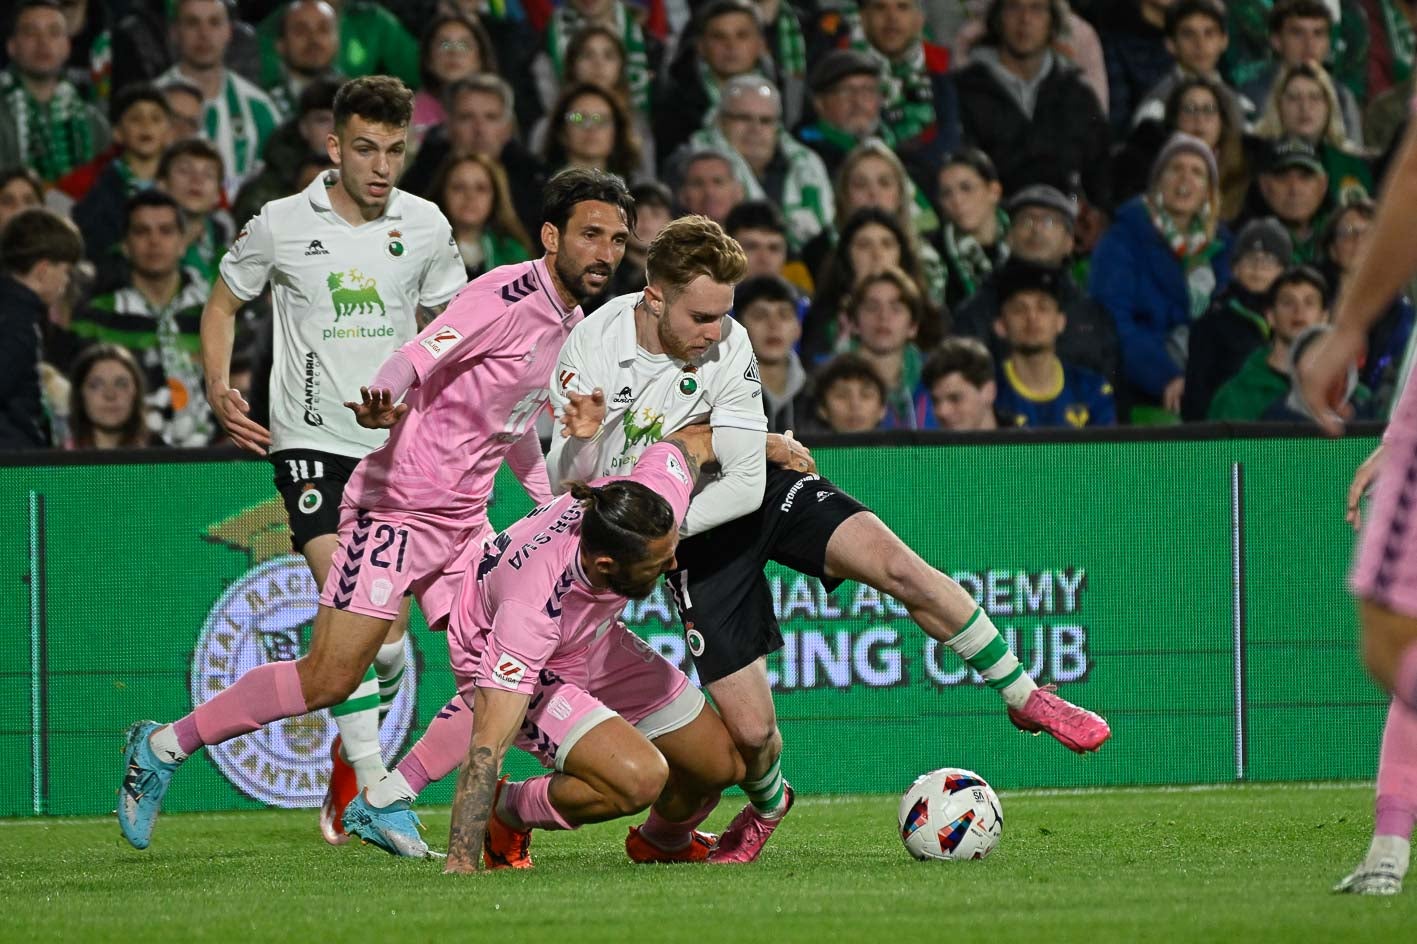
[420,326,463,359]
[370,578,393,606]
[298,485,323,514]
[547,695,574,721]
[665,453,690,485]
[686,628,705,657]
[492,653,528,689]
[816,490,832,503]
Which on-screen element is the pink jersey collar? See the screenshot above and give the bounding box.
[531,257,577,321]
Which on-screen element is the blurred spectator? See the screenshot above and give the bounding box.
[233,76,339,225]
[1263,321,1369,419]
[71,190,213,447]
[1318,199,1413,403]
[672,147,744,225]
[653,0,773,165]
[412,13,495,150]
[808,352,888,433]
[161,79,206,140]
[855,0,957,182]
[1209,264,1328,420]
[1091,132,1232,417]
[951,0,1111,114]
[801,139,943,304]
[605,180,672,298]
[537,1,658,125]
[795,49,885,178]
[842,266,928,429]
[70,85,175,266]
[1131,0,1253,128]
[0,167,44,229]
[401,75,546,233]
[937,147,1007,311]
[1252,61,1373,201]
[551,23,655,167]
[680,75,833,251]
[954,0,1111,209]
[159,0,281,194]
[1364,0,1417,152]
[953,183,1119,382]
[1181,216,1290,420]
[65,342,153,449]
[264,0,342,119]
[1097,0,1175,132]
[0,207,81,449]
[803,206,935,363]
[754,0,810,128]
[724,199,809,292]
[736,273,810,431]
[1244,136,1333,262]
[922,336,1000,430]
[0,0,110,183]
[541,81,643,181]
[156,138,229,285]
[992,256,1115,427]
[1237,0,1365,143]
[432,153,533,279]
[257,0,420,91]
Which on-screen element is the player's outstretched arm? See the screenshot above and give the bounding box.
[444,686,530,874]
[200,276,272,455]
[766,430,815,473]
[344,386,409,429]
[660,424,716,482]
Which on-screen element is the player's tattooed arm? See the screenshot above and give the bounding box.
[443,686,530,874]
[661,424,716,485]
[416,301,449,331]
[765,430,816,473]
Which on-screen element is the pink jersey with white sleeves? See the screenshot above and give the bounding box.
[448,441,696,695]
[342,258,577,525]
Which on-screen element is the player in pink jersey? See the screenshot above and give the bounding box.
[435,432,722,874]
[117,168,637,852]
[1300,120,1417,895]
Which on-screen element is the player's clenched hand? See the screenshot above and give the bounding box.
[1347,444,1385,532]
[766,430,815,473]
[1297,326,1365,436]
[207,383,272,455]
[344,386,408,429]
[561,388,606,439]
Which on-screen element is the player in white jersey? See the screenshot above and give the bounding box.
[196,76,466,843]
[551,216,1111,864]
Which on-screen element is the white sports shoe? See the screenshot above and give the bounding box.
[1333,861,1404,895]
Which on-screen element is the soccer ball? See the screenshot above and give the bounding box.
[897,767,1003,861]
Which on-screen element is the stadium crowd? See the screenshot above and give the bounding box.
[0,0,1410,449]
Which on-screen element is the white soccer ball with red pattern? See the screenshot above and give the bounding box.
[897,767,1003,861]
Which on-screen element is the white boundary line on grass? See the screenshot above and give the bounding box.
[0,782,1374,826]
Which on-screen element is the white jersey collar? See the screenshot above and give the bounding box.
[304,171,405,220]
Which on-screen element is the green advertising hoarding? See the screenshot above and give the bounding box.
[0,434,1387,818]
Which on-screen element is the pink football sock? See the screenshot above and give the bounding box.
[1376,698,1417,840]
[173,661,307,755]
[396,696,473,794]
[502,774,575,831]
[637,794,721,851]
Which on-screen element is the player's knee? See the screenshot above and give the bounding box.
[295,657,363,710]
[726,716,780,761]
[609,751,669,816]
[1361,622,1401,691]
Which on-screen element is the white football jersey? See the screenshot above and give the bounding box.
[221,173,467,456]
[548,291,767,481]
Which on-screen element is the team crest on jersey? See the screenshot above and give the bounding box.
[193,499,416,808]
[386,229,405,259]
[678,375,698,397]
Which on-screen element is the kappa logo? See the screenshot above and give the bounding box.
[304,239,329,256]
[492,653,528,689]
[420,325,463,359]
[612,385,634,405]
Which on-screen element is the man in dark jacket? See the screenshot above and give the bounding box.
[0,208,83,449]
[952,184,1118,382]
[1181,217,1290,420]
[953,0,1111,209]
[1097,0,1176,132]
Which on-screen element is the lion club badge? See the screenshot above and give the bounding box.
[193,499,417,807]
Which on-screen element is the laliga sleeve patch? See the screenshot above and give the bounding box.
[420,325,463,359]
[492,653,528,689]
[665,452,690,485]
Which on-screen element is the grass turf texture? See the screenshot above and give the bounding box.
[1,784,1413,942]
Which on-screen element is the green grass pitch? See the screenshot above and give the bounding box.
[2,784,1413,942]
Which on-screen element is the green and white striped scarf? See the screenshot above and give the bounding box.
[1380,0,1416,86]
[1,70,95,182]
[850,39,936,147]
[771,6,807,82]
